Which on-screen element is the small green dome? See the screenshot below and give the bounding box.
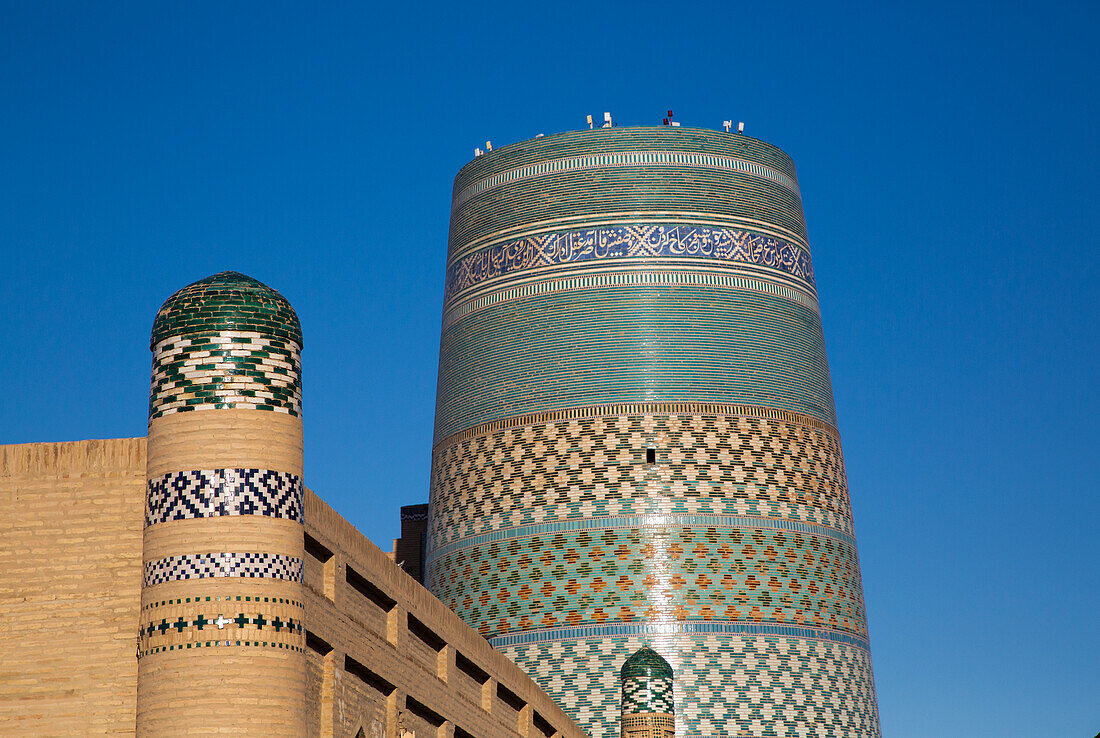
[150,271,302,350]
[620,647,673,680]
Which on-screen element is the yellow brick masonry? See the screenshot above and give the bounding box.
[0,439,146,736]
[302,492,587,738]
[145,409,303,478]
[138,408,307,736]
[1,437,587,738]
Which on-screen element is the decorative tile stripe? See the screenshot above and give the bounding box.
[141,594,303,611]
[145,468,303,527]
[138,640,305,658]
[140,612,303,638]
[452,151,801,210]
[143,553,303,586]
[435,401,838,451]
[442,263,820,332]
[426,513,856,564]
[444,224,814,307]
[489,621,871,653]
[149,331,302,419]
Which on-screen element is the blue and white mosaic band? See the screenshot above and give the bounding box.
[146,468,303,527]
[445,225,815,307]
[149,331,302,417]
[143,553,303,586]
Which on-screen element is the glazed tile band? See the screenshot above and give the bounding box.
[425,513,857,566]
[141,594,303,611]
[145,468,303,527]
[143,553,303,586]
[434,401,840,450]
[443,265,821,332]
[444,224,815,307]
[149,331,302,419]
[137,640,304,658]
[452,150,801,210]
[139,613,303,638]
[489,620,871,653]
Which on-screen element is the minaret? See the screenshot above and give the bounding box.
[136,272,306,735]
[620,647,675,738]
[427,126,881,736]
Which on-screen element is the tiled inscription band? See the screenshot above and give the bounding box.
[444,224,815,306]
[489,620,871,653]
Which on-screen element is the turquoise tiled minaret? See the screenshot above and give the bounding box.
[426,127,880,737]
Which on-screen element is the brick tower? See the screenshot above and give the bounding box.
[136,272,306,735]
[426,127,880,736]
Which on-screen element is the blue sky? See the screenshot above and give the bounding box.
[1,1,1097,735]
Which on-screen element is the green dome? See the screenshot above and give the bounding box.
[150,271,302,350]
[620,647,673,680]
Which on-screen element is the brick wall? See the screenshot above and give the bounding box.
[0,439,146,736]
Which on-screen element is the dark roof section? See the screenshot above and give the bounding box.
[150,271,302,349]
[620,646,673,680]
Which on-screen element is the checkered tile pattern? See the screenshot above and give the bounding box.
[428,412,856,552]
[145,468,303,526]
[623,676,674,714]
[500,634,880,738]
[149,331,302,418]
[143,553,303,586]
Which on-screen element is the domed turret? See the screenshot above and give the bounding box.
[620,647,674,738]
[138,271,307,736]
[147,271,302,420]
[150,271,302,350]
[620,646,673,681]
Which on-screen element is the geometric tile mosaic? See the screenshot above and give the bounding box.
[143,553,303,586]
[145,468,303,526]
[427,410,876,736]
[149,331,301,418]
[430,520,868,640]
[429,412,857,552]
